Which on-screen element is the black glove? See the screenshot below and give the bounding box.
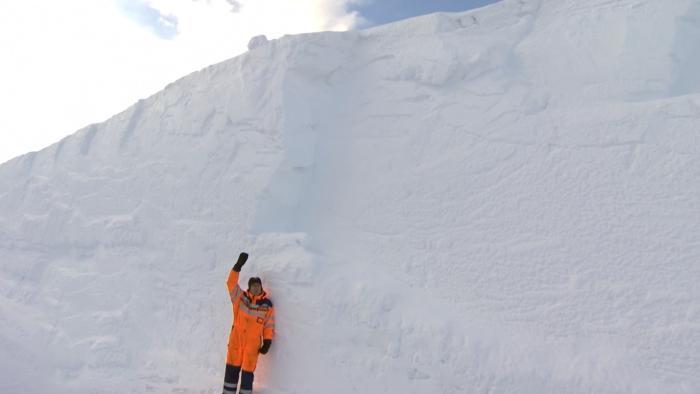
[233,252,248,272]
[259,339,272,354]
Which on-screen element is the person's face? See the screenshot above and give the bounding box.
[250,282,262,296]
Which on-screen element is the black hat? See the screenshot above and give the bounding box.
[248,276,262,288]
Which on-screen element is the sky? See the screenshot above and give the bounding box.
[0,0,499,165]
[351,0,499,27]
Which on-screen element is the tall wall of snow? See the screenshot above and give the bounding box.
[1,0,699,393]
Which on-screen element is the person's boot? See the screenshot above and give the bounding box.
[222,364,240,394]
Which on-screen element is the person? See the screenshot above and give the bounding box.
[222,252,275,394]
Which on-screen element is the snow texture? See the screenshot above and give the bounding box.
[1,0,700,393]
[248,35,269,51]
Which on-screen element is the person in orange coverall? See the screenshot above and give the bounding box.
[222,252,275,394]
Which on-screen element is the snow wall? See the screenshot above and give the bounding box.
[1,0,699,392]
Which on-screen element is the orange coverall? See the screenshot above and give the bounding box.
[226,269,275,372]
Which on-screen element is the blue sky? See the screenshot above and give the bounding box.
[0,0,503,164]
[118,0,179,39]
[351,0,501,28]
[117,0,502,41]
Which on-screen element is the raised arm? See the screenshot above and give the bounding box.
[227,252,248,299]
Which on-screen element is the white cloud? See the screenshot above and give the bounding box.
[0,0,361,164]
[118,0,179,39]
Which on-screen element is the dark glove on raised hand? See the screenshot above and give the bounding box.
[259,339,272,355]
[233,252,249,272]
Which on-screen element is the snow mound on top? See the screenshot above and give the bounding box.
[1,0,699,393]
[248,34,268,51]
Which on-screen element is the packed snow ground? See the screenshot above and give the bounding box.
[1,0,700,393]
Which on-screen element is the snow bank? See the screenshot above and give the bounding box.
[1,0,699,393]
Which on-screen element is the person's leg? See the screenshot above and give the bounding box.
[222,364,240,394]
[239,370,254,394]
[239,346,260,394]
[223,332,244,394]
